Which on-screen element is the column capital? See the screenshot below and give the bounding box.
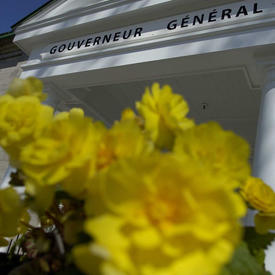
[256,56,275,84]
[253,57,275,190]
[256,55,275,74]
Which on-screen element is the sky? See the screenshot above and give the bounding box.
[0,0,50,34]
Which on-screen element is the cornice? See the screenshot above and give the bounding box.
[21,1,275,71]
[14,0,241,36]
[14,0,180,54]
[15,0,131,33]
[14,0,273,56]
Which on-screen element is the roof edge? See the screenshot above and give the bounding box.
[11,0,56,30]
[0,31,14,39]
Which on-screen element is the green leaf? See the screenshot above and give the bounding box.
[244,227,275,252]
[244,226,275,267]
[76,232,92,244]
[55,190,84,206]
[55,264,84,275]
[8,260,47,275]
[220,242,271,275]
[55,190,74,201]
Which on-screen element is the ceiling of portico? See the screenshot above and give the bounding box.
[64,68,261,151]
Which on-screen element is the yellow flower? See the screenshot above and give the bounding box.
[0,237,8,247]
[136,83,194,149]
[120,108,143,128]
[73,243,105,275]
[25,180,56,213]
[241,177,275,234]
[0,95,53,162]
[241,177,275,213]
[254,213,275,234]
[76,155,246,275]
[17,209,30,234]
[0,187,26,237]
[96,120,153,171]
[174,122,250,189]
[20,108,100,197]
[7,77,47,101]
[121,108,137,122]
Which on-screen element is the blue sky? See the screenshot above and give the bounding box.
[0,0,50,34]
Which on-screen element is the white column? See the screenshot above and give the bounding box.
[43,84,62,110]
[253,63,275,190]
[253,62,275,274]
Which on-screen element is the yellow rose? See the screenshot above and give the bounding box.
[7,77,47,101]
[254,213,275,234]
[0,237,8,247]
[0,95,53,162]
[136,83,194,149]
[0,187,26,237]
[241,177,275,213]
[120,108,144,128]
[96,120,153,171]
[120,108,137,121]
[75,155,246,275]
[241,177,275,234]
[20,108,100,197]
[73,243,104,275]
[25,180,56,213]
[174,122,250,189]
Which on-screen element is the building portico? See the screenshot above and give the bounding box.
[11,0,275,272]
[13,0,275,171]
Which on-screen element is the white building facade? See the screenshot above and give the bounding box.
[12,0,275,272]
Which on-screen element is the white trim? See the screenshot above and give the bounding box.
[13,0,247,54]
[38,1,273,61]
[16,0,131,32]
[20,24,275,85]
[17,0,235,32]
[14,0,173,36]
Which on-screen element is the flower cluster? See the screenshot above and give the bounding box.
[241,177,275,234]
[0,78,273,275]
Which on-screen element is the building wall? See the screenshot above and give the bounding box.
[0,33,27,181]
[0,63,25,181]
[0,148,9,182]
[0,62,23,93]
